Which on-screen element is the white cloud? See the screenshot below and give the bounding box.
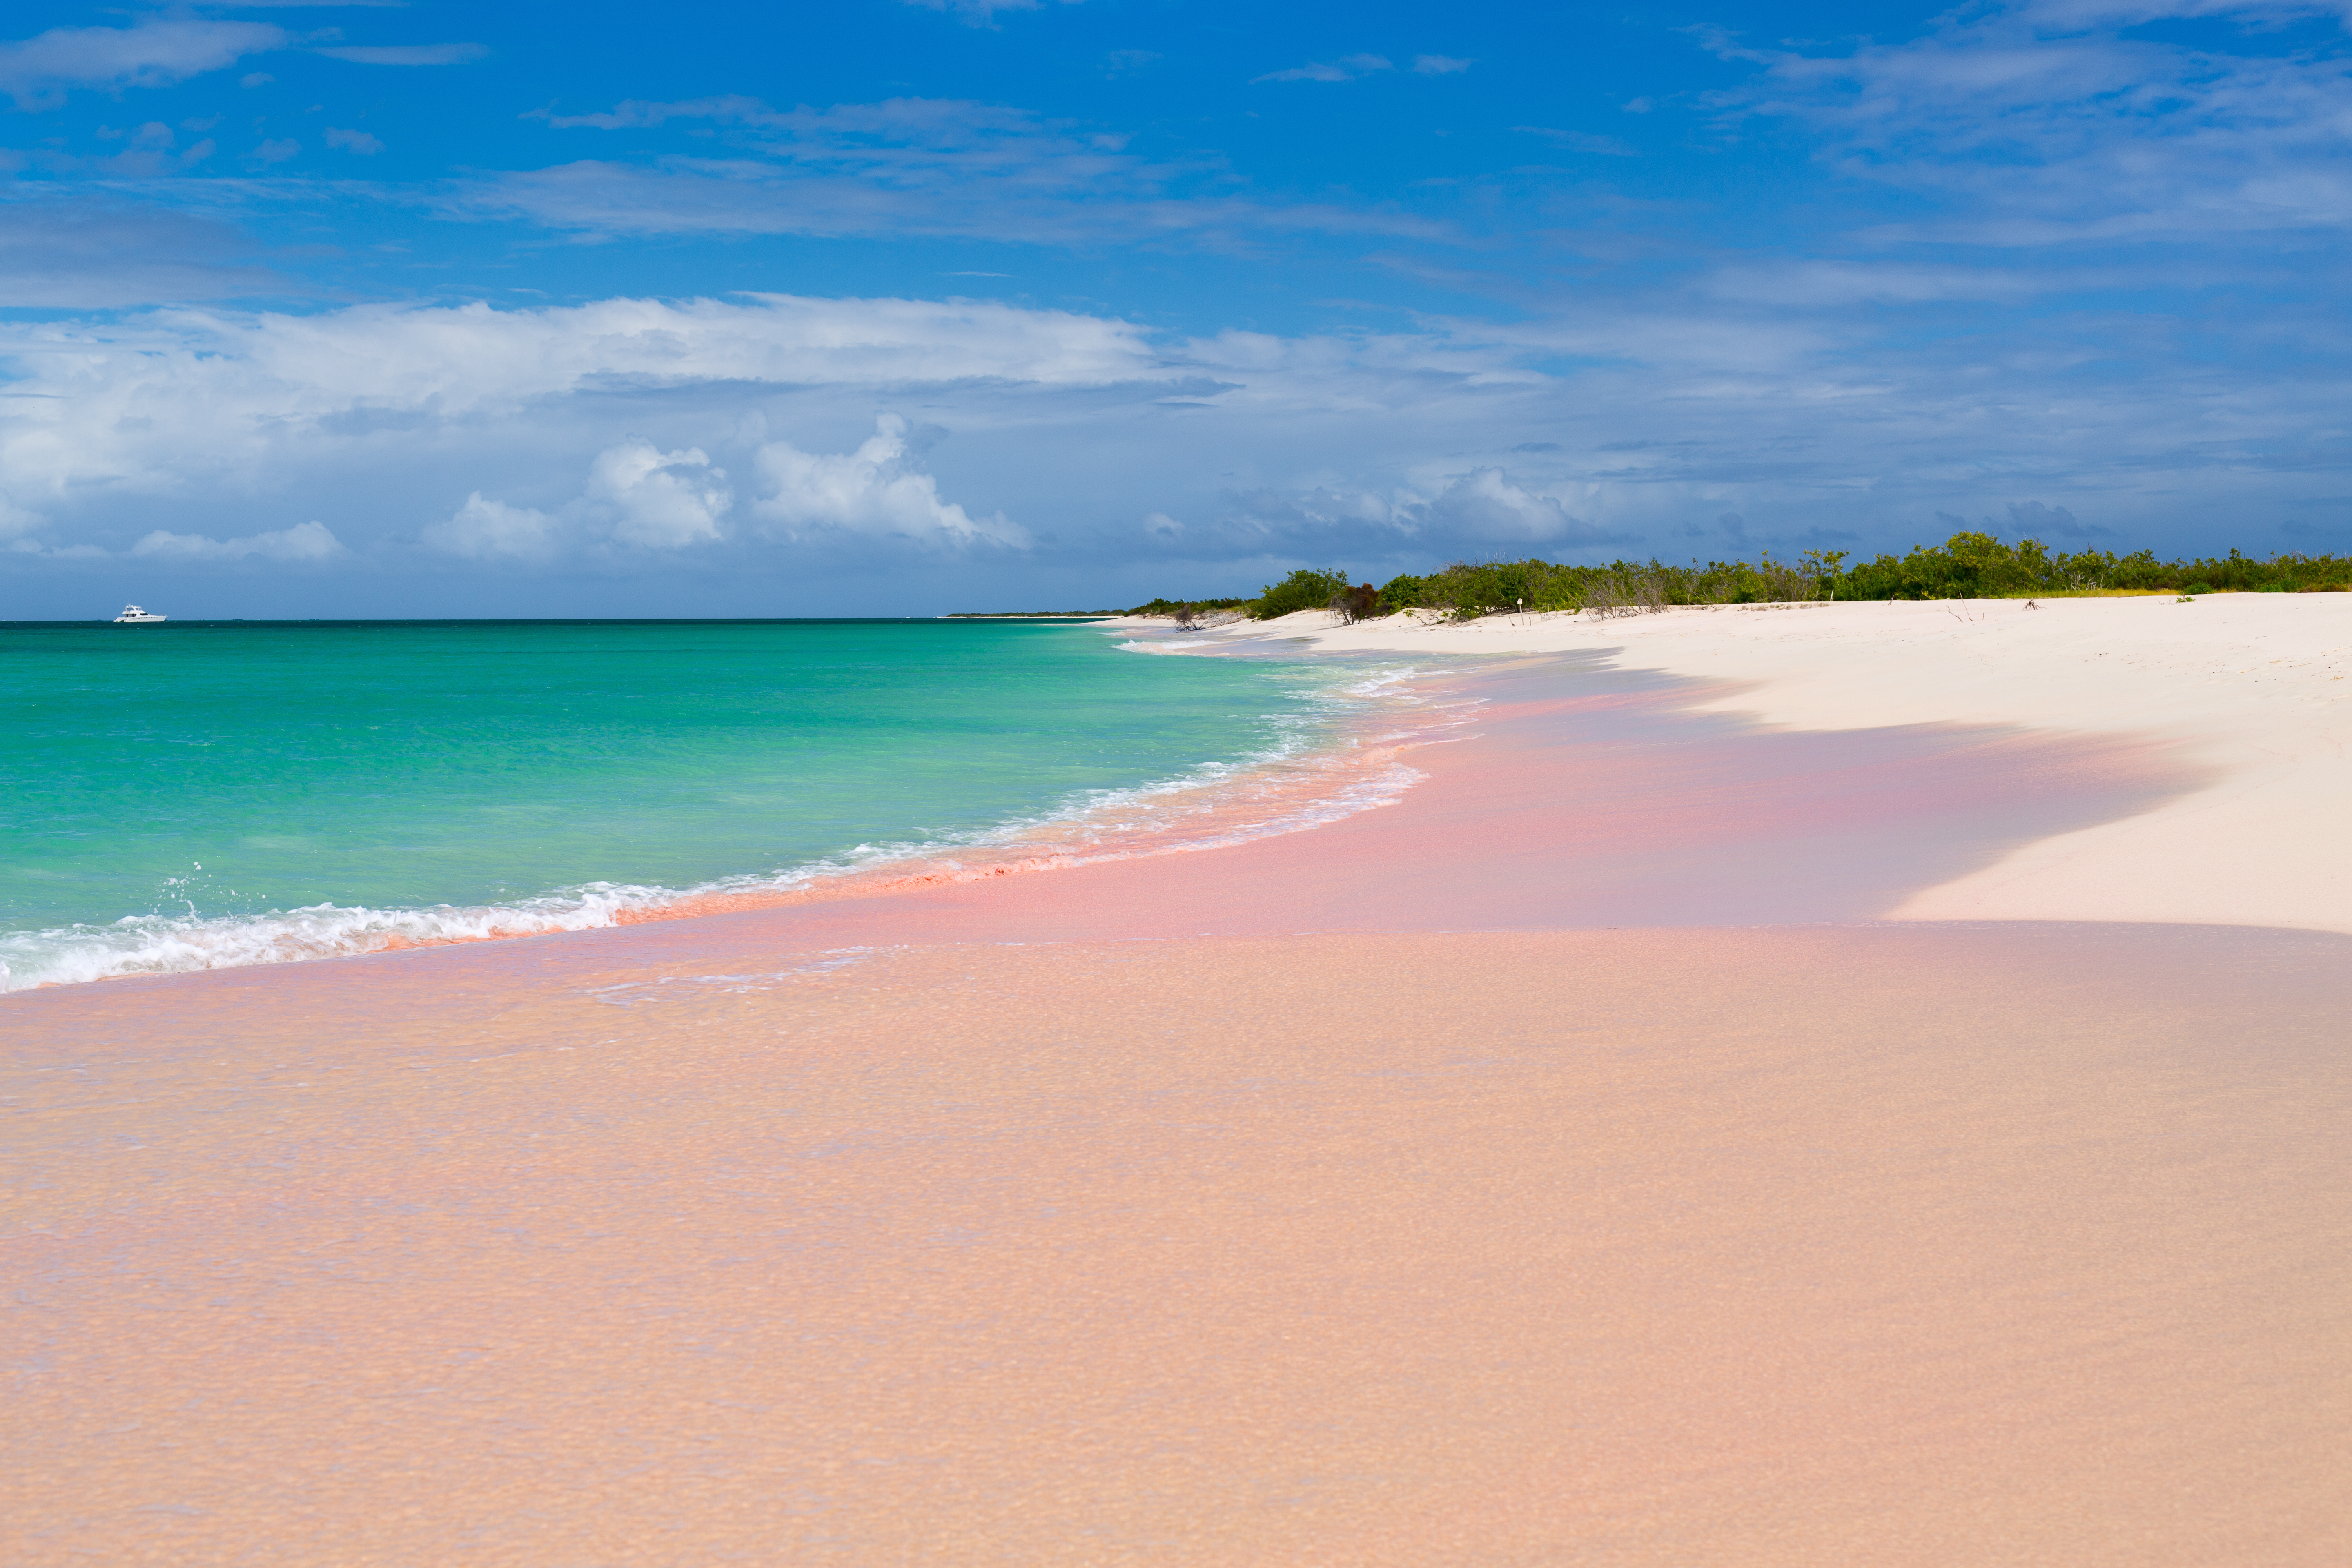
[753,415,1028,548]
[423,492,557,559]
[1413,55,1473,74]
[0,20,283,109]
[1704,260,2044,305]
[1408,468,1624,545]
[1206,468,1628,557]
[324,127,384,155]
[0,288,2345,602]
[0,294,1167,519]
[131,521,342,561]
[586,440,731,548]
[1707,0,2352,243]
[313,44,489,66]
[1253,54,1394,84]
[251,137,300,164]
[240,72,274,88]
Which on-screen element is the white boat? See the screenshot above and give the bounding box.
[113,604,167,624]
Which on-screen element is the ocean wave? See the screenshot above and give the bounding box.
[0,661,1462,993]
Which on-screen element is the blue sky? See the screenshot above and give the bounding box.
[2,0,2350,615]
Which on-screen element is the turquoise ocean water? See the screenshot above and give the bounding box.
[2,619,1415,991]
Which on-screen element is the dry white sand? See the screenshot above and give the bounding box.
[1126,595,2352,933]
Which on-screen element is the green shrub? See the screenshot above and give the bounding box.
[1252,568,1354,619]
[1125,596,1252,617]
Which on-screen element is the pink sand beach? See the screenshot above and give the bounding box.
[8,604,2350,1564]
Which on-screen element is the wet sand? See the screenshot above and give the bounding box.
[6,652,2347,1564]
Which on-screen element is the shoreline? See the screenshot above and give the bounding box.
[1,640,2211,1002]
[0,645,1439,994]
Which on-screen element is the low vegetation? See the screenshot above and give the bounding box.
[1123,596,1254,621]
[1129,534,2352,623]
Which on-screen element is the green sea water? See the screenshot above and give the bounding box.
[0,619,1383,989]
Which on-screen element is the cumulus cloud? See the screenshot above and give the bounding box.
[324,127,384,155]
[423,492,558,560]
[131,521,342,561]
[0,20,283,109]
[586,441,731,548]
[0,295,1160,499]
[0,288,2343,604]
[1408,469,1630,546]
[753,415,1027,548]
[417,421,1022,561]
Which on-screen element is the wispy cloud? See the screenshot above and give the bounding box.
[0,200,283,305]
[894,0,1085,26]
[1515,125,1638,156]
[483,96,1457,250]
[1704,0,2352,245]
[314,43,490,65]
[1252,54,1394,84]
[0,20,284,109]
[1413,55,1473,75]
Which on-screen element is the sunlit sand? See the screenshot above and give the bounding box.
[8,609,2350,1563]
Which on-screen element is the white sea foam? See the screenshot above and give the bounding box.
[0,659,1462,993]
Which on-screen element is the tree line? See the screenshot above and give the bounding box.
[1131,532,2352,622]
